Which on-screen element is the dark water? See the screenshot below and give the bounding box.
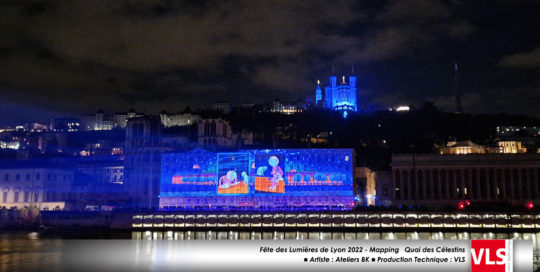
[1,231,539,271]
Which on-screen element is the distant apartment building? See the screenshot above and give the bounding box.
[159,112,200,127]
[0,127,16,133]
[376,154,540,208]
[211,101,232,114]
[387,105,410,112]
[270,100,303,115]
[439,140,486,154]
[82,110,141,130]
[0,131,45,153]
[493,141,527,154]
[439,140,527,154]
[0,141,19,150]
[19,123,48,132]
[82,111,113,130]
[113,109,140,129]
[495,126,540,155]
[50,117,81,132]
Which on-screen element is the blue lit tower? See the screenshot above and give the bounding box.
[323,76,337,109]
[333,75,357,112]
[318,74,358,113]
[315,80,322,106]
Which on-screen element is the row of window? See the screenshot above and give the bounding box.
[4,173,39,181]
[393,168,540,200]
[2,173,72,182]
[1,191,39,203]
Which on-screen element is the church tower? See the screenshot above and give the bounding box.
[324,76,337,109]
[349,75,358,112]
[314,72,358,112]
[315,80,322,106]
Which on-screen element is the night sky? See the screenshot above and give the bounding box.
[1,0,540,125]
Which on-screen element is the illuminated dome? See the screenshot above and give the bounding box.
[315,75,358,113]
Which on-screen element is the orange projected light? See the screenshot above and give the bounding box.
[218,183,249,194]
[172,176,183,184]
[254,177,285,193]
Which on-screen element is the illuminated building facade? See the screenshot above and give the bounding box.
[0,166,73,210]
[496,141,527,154]
[315,75,358,114]
[270,101,302,115]
[82,110,142,130]
[160,112,200,127]
[159,148,354,211]
[82,111,113,131]
[0,141,20,150]
[438,140,528,154]
[439,141,486,155]
[0,131,44,153]
[377,154,540,208]
[387,105,410,112]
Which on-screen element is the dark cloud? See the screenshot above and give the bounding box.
[0,0,540,124]
[499,48,540,68]
[376,0,450,23]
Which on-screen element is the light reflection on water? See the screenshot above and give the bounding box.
[0,231,539,271]
[132,230,535,241]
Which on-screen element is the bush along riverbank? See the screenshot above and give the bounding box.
[0,206,41,230]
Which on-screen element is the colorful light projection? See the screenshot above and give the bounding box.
[217,152,250,194]
[159,148,354,211]
[254,153,285,193]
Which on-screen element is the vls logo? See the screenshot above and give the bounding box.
[471,240,513,272]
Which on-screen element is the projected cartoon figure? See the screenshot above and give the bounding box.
[256,166,267,176]
[254,155,285,193]
[268,156,283,191]
[217,152,250,194]
[218,170,248,189]
[218,170,237,189]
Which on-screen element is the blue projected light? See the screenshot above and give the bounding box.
[318,75,358,113]
[159,148,354,211]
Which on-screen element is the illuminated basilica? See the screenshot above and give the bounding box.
[315,75,358,114]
